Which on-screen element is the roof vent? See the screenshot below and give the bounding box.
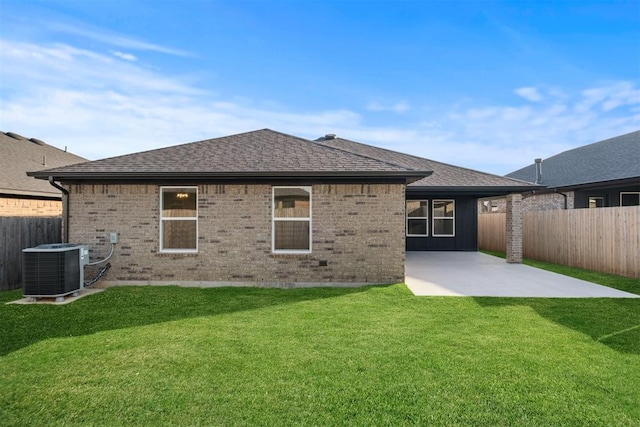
[324,134,337,140]
[6,132,27,140]
[30,138,46,146]
[534,158,543,184]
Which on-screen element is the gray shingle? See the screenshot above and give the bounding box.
[29,129,430,181]
[0,132,87,198]
[507,130,640,188]
[315,135,536,190]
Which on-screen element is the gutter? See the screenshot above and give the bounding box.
[28,170,432,183]
[48,177,69,243]
[555,189,569,209]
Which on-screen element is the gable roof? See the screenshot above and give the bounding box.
[315,135,538,194]
[0,131,87,198]
[29,129,430,183]
[506,130,640,189]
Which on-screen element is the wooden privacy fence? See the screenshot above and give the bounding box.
[478,206,640,278]
[0,216,62,290]
[477,213,506,253]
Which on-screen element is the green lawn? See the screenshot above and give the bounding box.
[1,284,639,426]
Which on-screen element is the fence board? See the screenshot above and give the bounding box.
[479,206,639,278]
[478,213,506,253]
[0,217,62,290]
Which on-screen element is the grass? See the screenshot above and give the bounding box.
[1,284,639,426]
[481,250,640,295]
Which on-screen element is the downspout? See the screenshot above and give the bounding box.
[48,176,69,243]
[555,189,569,209]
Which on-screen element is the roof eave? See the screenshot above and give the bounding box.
[0,188,63,199]
[539,176,640,192]
[407,184,543,196]
[29,170,432,183]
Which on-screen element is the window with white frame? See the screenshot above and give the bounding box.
[620,192,640,206]
[406,200,428,236]
[160,187,198,252]
[273,186,311,253]
[432,200,455,237]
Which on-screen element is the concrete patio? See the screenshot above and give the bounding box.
[405,251,639,298]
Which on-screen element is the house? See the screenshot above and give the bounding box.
[315,134,537,251]
[28,129,537,287]
[0,131,86,216]
[492,130,640,211]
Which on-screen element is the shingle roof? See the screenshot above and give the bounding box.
[315,135,537,193]
[0,132,87,198]
[29,129,430,182]
[506,130,640,188]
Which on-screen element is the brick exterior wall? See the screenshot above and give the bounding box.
[505,193,523,263]
[0,197,62,216]
[67,183,406,287]
[479,191,575,213]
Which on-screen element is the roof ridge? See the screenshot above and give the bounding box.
[506,130,640,187]
[27,129,432,180]
[62,129,277,166]
[318,136,532,185]
[543,129,640,161]
[312,137,426,173]
[243,129,426,173]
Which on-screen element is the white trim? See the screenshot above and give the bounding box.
[272,186,312,254]
[159,186,198,253]
[620,192,640,206]
[406,199,429,237]
[432,199,455,237]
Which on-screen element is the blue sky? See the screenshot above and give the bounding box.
[1,0,638,175]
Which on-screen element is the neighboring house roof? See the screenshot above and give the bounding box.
[315,135,538,195]
[0,131,87,198]
[28,129,431,183]
[506,130,640,189]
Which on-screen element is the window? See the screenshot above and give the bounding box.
[406,200,428,236]
[589,197,604,208]
[621,192,640,206]
[432,200,455,237]
[273,186,311,253]
[160,187,197,252]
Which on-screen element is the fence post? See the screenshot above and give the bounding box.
[505,193,523,263]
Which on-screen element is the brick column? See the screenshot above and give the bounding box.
[505,193,523,263]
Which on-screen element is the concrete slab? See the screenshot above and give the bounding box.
[7,288,105,305]
[406,251,639,298]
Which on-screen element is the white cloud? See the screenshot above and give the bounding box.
[366,100,410,113]
[431,82,640,172]
[49,22,191,57]
[575,82,640,113]
[0,40,202,96]
[1,38,638,175]
[111,51,137,61]
[514,87,543,102]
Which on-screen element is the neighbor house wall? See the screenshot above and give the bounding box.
[0,196,62,216]
[66,183,406,286]
[479,191,575,213]
[574,184,640,208]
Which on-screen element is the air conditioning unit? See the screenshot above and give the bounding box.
[22,244,89,300]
